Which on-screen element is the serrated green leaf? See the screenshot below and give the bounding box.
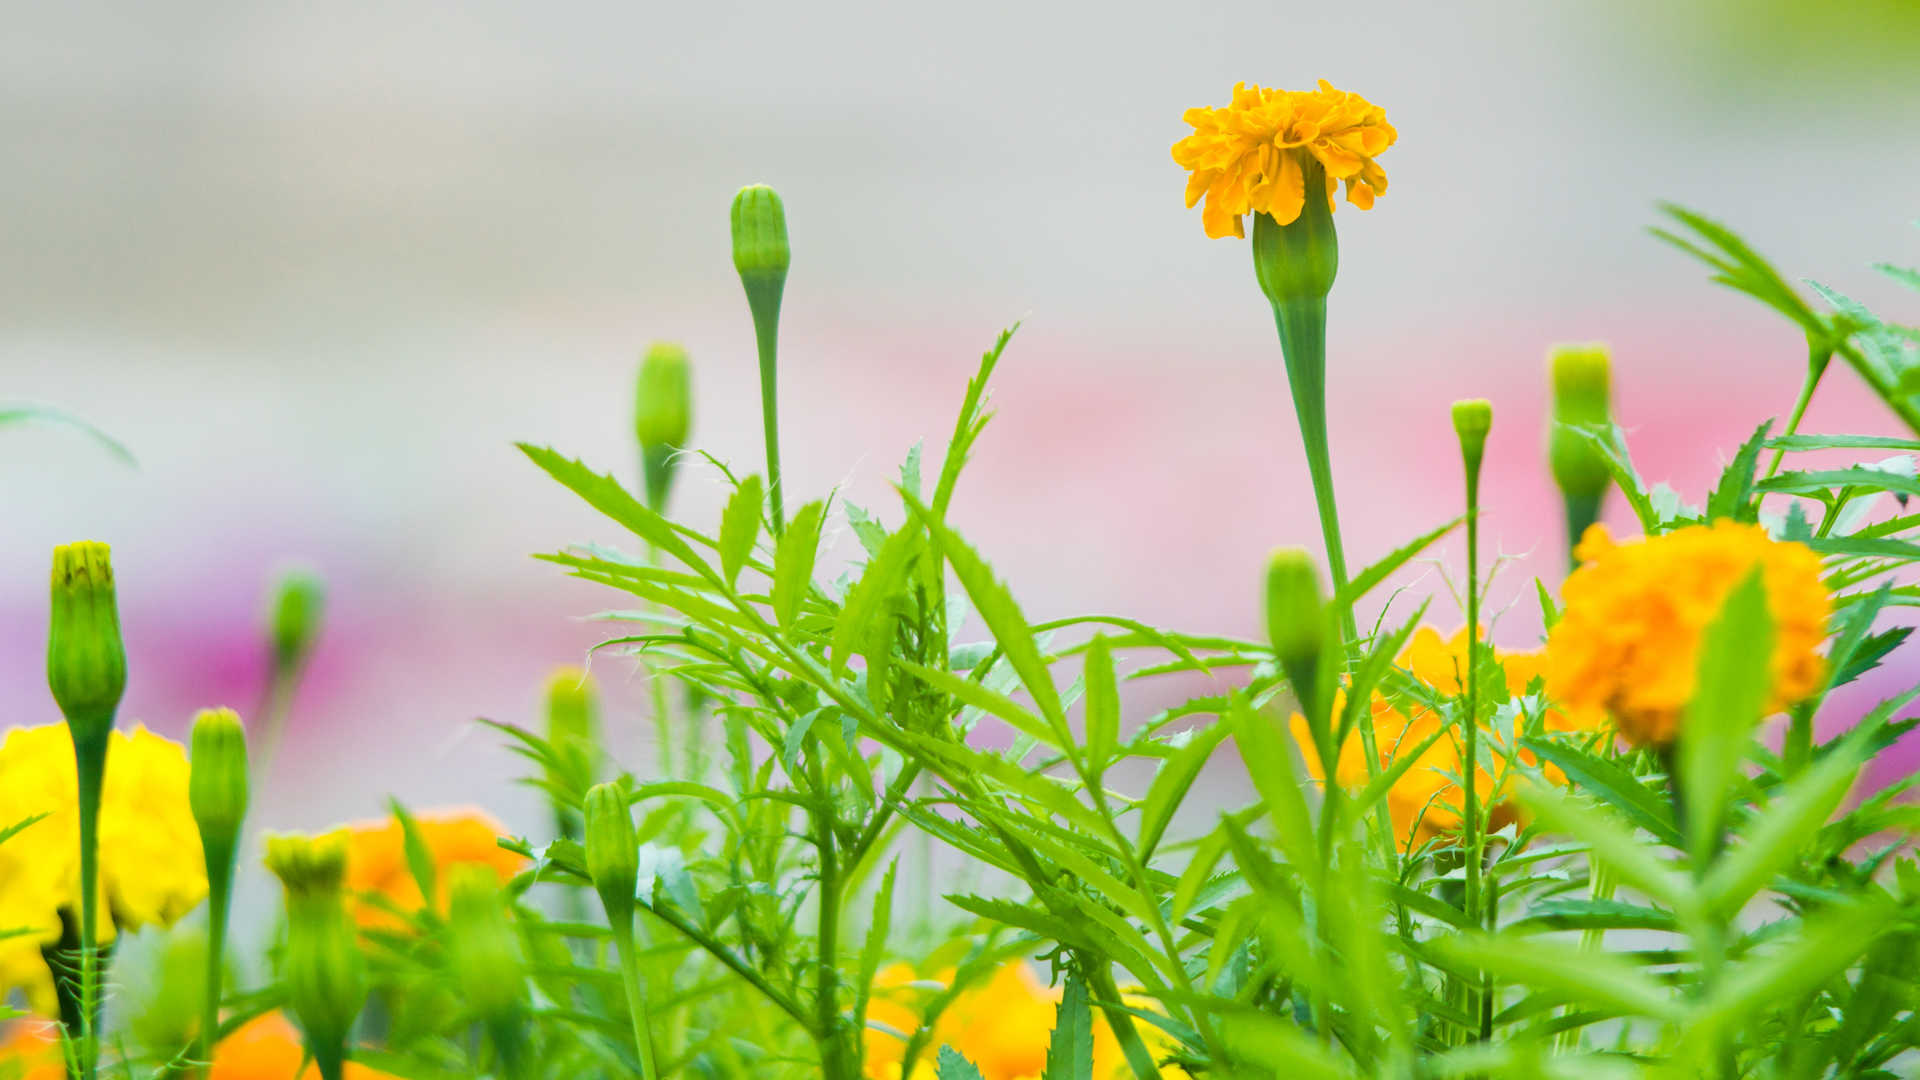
[1435,933,1673,1019]
[1229,692,1317,883]
[855,859,898,1038]
[1332,517,1462,612]
[833,525,920,676]
[1707,421,1773,523]
[1766,434,1920,452]
[718,475,764,587]
[521,444,711,577]
[1082,635,1119,776]
[772,500,826,629]
[1757,467,1920,500]
[1567,424,1658,530]
[1680,570,1773,865]
[1042,971,1094,1080]
[1520,783,1689,910]
[390,799,439,917]
[1138,720,1229,861]
[937,1046,987,1080]
[1520,737,1681,848]
[1510,899,1680,933]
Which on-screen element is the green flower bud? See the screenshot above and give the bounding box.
[545,667,599,834]
[189,708,250,846]
[1265,547,1329,712]
[635,343,693,451]
[48,541,127,742]
[446,865,525,1023]
[1547,344,1613,500]
[1250,155,1339,308]
[1451,398,1494,474]
[730,184,791,285]
[584,783,639,923]
[264,831,365,1074]
[268,567,326,673]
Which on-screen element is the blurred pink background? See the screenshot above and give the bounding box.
[3,1,1918,838]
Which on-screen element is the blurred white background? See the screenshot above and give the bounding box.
[2,0,1917,830]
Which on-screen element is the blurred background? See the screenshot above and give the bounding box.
[2,0,1918,838]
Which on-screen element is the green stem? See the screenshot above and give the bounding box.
[197,835,237,1077]
[1761,350,1831,483]
[1083,961,1161,1080]
[812,771,852,1080]
[72,727,108,1080]
[745,284,787,536]
[610,920,660,1080]
[1461,460,1486,1043]
[1561,491,1602,572]
[1270,296,1356,644]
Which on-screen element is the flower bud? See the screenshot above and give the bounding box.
[1265,547,1329,711]
[634,343,693,451]
[730,184,791,285]
[265,831,365,1071]
[583,783,639,924]
[446,865,525,1023]
[48,541,127,742]
[1451,398,1493,475]
[1250,155,1339,308]
[189,708,250,846]
[1548,344,1613,500]
[267,567,326,673]
[545,667,599,834]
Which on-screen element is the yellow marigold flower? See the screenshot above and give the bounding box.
[863,961,1190,1080]
[0,723,205,1014]
[1172,80,1395,239]
[1547,523,1830,748]
[341,808,526,928]
[1291,627,1602,851]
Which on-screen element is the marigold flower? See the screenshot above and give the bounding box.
[1172,80,1395,239]
[1547,523,1831,747]
[1290,627,1601,850]
[863,961,1190,1080]
[0,723,205,1014]
[340,808,526,927]
[0,1011,400,1079]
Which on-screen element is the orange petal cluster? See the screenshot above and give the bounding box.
[1547,523,1831,747]
[0,1012,398,1079]
[1291,627,1603,851]
[341,808,526,928]
[1172,80,1395,238]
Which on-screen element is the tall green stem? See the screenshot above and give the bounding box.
[1270,296,1355,643]
[196,835,236,1077]
[1562,491,1601,572]
[610,921,660,1080]
[71,728,107,1080]
[1461,451,1486,1042]
[812,764,852,1080]
[746,287,787,536]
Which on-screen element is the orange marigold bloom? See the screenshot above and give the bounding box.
[341,808,525,928]
[863,961,1189,1080]
[1547,523,1831,748]
[0,1012,398,1079]
[1172,80,1395,239]
[1291,627,1601,851]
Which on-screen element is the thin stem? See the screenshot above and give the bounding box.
[72,728,107,1080]
[1561,491,1602,572]
[1761,350,1831,482]
[1270,297,1356,644]
[811,757,853,1080]
[1461,462,1485,1043]
[745,286,787,535]
[196,836,236,1078]
[610,920,660,1080]
[1083,961,1162,1080]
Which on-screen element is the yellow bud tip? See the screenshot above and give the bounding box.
[1549,344,1612,423]
[730,183,791,280]
[1451,398,1494,461]
[635,342,694,450]
[264,830,351,896]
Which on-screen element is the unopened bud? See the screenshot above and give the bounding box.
[635,344,693,451]
[584,783,639,923]
[1265,547,1328,709]
[1250,156,1339,307]
[265,831,365,1069]
[268,567,326,673]
[48,541,127,743]
[730,184,791,285]
[1548,344,1613,499]
[189,708,250,847]
[1451,398,1493,474]
[545,667,599,832]
[446,865,525,1022]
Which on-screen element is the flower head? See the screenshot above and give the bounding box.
[0,723,205,1014]
[863,961,1190,1080]
[341,808,526,927]
[1172,80,1395,239]
[1291,627,1600,851]
[1547,523,1831,747]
